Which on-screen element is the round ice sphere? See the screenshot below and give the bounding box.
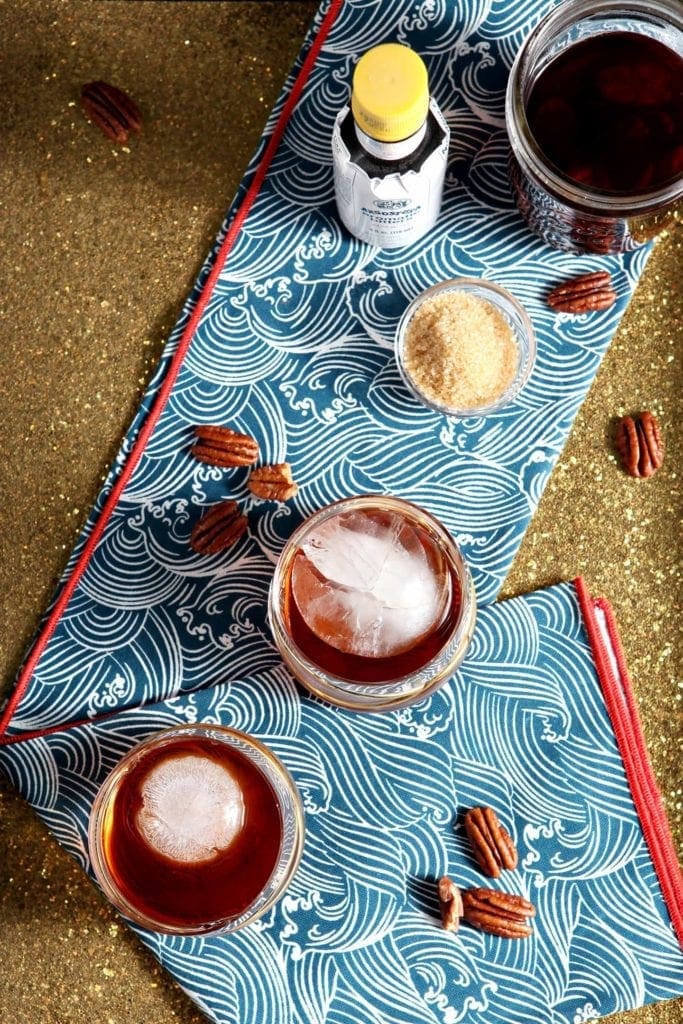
[136,754,245,863]
[291,511,449,658]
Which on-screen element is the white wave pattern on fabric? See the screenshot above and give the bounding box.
[6,0,665,731]
[1,1,681,1021]
[2,582,682,1023]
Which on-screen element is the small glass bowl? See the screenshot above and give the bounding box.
[88,724,305,936]
[395,278,536,418]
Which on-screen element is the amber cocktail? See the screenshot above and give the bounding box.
[269,495,476,711]
[88,725,304,934]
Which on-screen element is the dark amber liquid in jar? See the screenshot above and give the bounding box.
[102,736,282,929]
[526,32,683,194]
[282,507,462,685]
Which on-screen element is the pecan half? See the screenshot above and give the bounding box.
[192,425,259,468]
[464,806,518,878]
[437,876,464,932]
[248,462,298,501]
[190,500,248,554]
[547,270,617,313]
[81,81,142,144]
[462,887,535,939]
[615,411,664,478]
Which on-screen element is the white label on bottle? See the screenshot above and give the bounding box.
[332,100,449,249]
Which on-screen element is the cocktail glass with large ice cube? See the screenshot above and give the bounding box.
[269,495,476,711]
[88,724,304,934]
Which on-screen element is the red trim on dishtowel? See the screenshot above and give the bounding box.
[0,708,126,745]
[574,576,683,947]
[0,0,345,743]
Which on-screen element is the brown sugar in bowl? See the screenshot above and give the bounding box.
[395,278,536,418]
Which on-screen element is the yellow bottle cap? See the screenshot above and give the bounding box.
[351,43,429,143]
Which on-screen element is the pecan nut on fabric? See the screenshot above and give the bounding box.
[192,425,260,468]
[464,806,518,878]
[248,463,299,501]
[190,501,248,555]
[547,270,617,313]
[462,887,536,938]
[438,876,464,932]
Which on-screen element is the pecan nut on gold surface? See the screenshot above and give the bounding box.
[248,462,299,501]
[464,806,518,878]
[192,425,259,468]
[615,411,664,478]
[437,876,464,932]
[190,500,248,555]
[80,81,143,144]
[546,270,617,313]
[462,887,536,938]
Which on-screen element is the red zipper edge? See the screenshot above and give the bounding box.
[574,575,683,948]
[0,0,345,742]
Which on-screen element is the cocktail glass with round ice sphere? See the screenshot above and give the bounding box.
[88,724,304,935]
[268,494,476,711]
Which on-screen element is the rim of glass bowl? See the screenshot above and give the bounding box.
[395,277,536,419]
[88,723,305,935]
[268,494,477,712]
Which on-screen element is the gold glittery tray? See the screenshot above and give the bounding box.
[0,3,680,1024]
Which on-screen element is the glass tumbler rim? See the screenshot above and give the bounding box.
[268,493,477,712]
[87,722,305,935]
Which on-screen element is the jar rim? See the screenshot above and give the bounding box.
[505,0,683,214]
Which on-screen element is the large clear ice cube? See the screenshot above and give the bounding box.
[291,510,448,659]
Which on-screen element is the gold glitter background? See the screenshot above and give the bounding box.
[0,3,680,1023]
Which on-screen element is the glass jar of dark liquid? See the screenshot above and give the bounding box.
[506,0,683,254]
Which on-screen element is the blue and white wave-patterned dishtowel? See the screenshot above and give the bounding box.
[1,1,681,1023]
[1,579,681,1024]
[0,0,659,738]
